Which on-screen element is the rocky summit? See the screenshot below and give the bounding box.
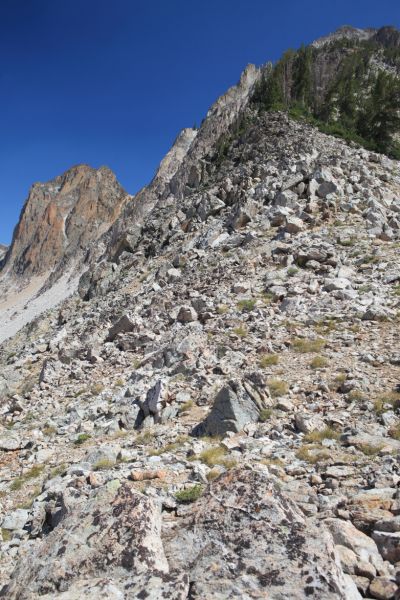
[1,26,400,600]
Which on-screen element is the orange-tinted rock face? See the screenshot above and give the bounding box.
[3,164,129,277]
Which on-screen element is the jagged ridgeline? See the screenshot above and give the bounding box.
[251,26,400,158]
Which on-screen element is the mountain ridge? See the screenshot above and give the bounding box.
[1,26,400,599]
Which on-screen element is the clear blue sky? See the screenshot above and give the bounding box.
[1,0,399,244]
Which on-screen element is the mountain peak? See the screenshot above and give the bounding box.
[311,25,377,48]
[1,164,129,279]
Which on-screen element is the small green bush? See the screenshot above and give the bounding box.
[296,445,330,464]
[259,408,273,422]
[389,425,400,441]
[1,528,11,542]
[374,392,400,415]
[135,431,155,445]
[233,325,248,337]
[292,338,326,353]
[74,433,92,445]
[178,400,194,414]
[10,465,45,491]
[93,459,115,471]
[267,378,289,398]
[237,299,256,313]
[175,484,203,503]
[304,427,339,443]
[359,443,384,456]
[309,356,328,369]
[217,304,229,314]
[259,354,279,368]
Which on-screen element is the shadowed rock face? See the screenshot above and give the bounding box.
[2,164,129,278]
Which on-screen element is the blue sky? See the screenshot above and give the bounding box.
[1,0,399,244]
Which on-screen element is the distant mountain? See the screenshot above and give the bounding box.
[1,164,130,280]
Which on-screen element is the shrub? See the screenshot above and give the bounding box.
[374,392,400,415]
[292,338,326,353]
[42,425,57,436]
[135,431,155,445]
[310,356,328,369]
[198,446,227,467]
[149,436,188,456]
[267,378,289,398]
[74,433,91,445]
[206,468,221,481]
[338,237,357,247]
[10,464,45,491]
[175,484,203,503]
[259,408,273,422]
[296,445,330,464]
[233,325,248,337]
[359,443,384,456]
[178,400,194,414]
[49,464,66,479]
[91,383,105,395]
[217,304,229,314]
[93,459,115,471]
[314,318,337,334]
[389,425,400,440]
[261,292,274,304]
[237,299,256,312]
[259,354,279,367]
[304,427,339,443]
[1,528,11,542]
[347,389,365,402]
[260,457,284,467]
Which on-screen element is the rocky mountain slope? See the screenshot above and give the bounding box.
[0,245,8,264]
[1,26,400,600]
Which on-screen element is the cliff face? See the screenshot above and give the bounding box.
[2,164,129,279]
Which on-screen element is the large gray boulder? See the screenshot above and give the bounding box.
[195,379,268,436]
[106,314,136,341]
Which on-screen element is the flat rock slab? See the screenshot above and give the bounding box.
[341,431,400,453]
[0,433,28,451]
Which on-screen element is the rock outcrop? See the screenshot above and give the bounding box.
[2,468,354,600]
